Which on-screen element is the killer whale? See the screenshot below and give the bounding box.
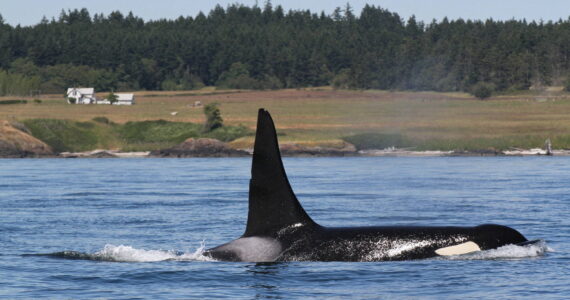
[205,109,531,262]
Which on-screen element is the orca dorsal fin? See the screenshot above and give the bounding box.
[243,109,318,237]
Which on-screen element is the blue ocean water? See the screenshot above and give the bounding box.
[1,157,568,299]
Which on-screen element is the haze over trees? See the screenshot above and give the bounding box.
[0,3,569,96]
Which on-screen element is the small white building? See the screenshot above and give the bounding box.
[97,93,135,105]
[66,88,95,104]
[115,93,135,105]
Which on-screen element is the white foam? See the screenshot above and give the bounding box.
[93,242,214,262]
[443,240,552,260]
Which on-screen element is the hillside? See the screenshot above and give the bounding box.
[2,88,570,153]
[0,120,53,157]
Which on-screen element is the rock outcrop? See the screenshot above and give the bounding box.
[149,138,250,157]
[0,120,54,157]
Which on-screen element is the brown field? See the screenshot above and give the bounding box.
[2,87,570,149]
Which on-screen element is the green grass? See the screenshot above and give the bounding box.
[117,120,252,151]
[22,118,251,152]
[119,120,203,144]
[23,119,100,152]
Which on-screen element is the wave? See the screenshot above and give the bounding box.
[443,239,552,260]
[25,242,214,262]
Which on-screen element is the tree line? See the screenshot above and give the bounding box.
[0,3,569,96]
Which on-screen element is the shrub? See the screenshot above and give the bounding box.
[205,125,253,142]
[33,99,42,104]
[92,116,111,124]
[107,92,118,104]
[76,121,95,129]
[0,99,27,105]
[471,82,495,99]
[203,103,223,132]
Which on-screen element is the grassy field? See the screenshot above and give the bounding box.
[2,86,570,151]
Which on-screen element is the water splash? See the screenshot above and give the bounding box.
[27,241,214,262]
[28,240,552,262]
[444,240,552,260]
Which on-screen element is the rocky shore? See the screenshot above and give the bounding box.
[6,146,568,158]
[148,138,250,158]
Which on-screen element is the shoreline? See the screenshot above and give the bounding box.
[4,148,570,158]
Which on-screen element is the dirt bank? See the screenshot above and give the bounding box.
[0,120,54,157]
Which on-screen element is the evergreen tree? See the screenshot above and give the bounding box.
[0,5,569,94]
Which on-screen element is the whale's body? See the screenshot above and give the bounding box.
[205,109,530,262]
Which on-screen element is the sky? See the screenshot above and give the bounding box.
[1,0,570,26]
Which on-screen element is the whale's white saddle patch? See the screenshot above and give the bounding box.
[217,237,282,262]
[435,241,481,256]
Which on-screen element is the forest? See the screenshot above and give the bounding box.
[1,3,570,96]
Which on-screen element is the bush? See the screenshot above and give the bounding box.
[205,125,253,142]
[107,92,118,104]
[471,82,495,99]
[33,99,42,104]
[92,116,111,124]
[0,99,27,105]
[203,103,223,132]
[76,121,95,129]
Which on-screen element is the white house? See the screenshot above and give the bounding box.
[97,93,135,105]
[66,88,95,104]
[66,88,135,105]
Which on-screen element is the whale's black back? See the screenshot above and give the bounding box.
[243,109,318,237]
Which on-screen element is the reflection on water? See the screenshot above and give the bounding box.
[246,262,288,299]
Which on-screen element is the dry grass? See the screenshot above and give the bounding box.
[3,87,570,149]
